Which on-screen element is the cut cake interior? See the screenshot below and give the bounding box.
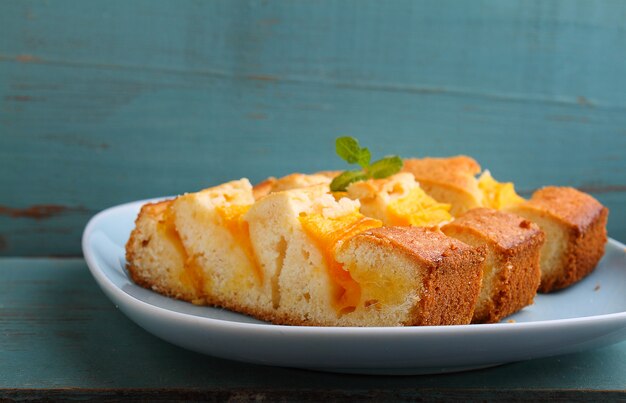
[125,200,206,305]
[127,180,487,326]
[442,208,544,323]
[507,186,608,292]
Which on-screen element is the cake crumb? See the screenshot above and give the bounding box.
[594,284,601,291]
[507,319,516,323]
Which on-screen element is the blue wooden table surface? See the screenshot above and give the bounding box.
[2,257,626,401]
[1,1,626,399]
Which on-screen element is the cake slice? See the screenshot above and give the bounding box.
[125,200,206,304]
[442,208,544,323]
[126,179,275,317]
[507,187,608,292]
[346,173,452,227]
[337,227,486,326]
[246,185,379,325]
[246,185,485,326]
[245,185,342,324]
[170,179,274,315]
[402,156,483,215]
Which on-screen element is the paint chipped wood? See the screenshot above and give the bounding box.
[0,205,86,220]
[0,0,625,256]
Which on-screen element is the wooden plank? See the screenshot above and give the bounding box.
[1,257,626,398]
[1,1,625,255]
[2,389,626,402]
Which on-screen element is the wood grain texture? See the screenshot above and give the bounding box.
[1,0,625,256]
[1,257,626,398]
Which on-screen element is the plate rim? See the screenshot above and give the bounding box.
[82,198,626,336]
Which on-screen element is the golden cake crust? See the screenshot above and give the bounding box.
[125,200,170,289]
[442,208,544,323]
[357,226,486,326]
[364,226,473,264]
[444,208,543,252]
[521,186,605,230]
[509,186,608,292]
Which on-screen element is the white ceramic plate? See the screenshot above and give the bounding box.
[83,198,626,375]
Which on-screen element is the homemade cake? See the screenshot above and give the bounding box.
[127,181,487,326]
[507,187,608,292]
[338,226,485,326]
[127,153,609,325]
[442,208,544,323]
[170,179,274,314]
[126,179,273,314]
[244,184,342,324]
[246,185,485,326]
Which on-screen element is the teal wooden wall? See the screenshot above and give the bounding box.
[1,0,625,256]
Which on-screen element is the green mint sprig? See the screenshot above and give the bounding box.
[330,137,403,192]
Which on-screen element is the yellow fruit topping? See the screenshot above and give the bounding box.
[157,203,207,295]
[478,171,525,210]
[215,204,264,284]
[387,187,452,227]
[299,211,382,314]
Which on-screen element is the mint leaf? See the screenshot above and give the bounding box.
[356,147,371,169]
[330,170,368,192]
[332,136,402,191]
[368,156,403,179]
[336,137,363,164]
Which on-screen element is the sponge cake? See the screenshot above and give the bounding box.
[442,208,544,323]
[507,187,608,292]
